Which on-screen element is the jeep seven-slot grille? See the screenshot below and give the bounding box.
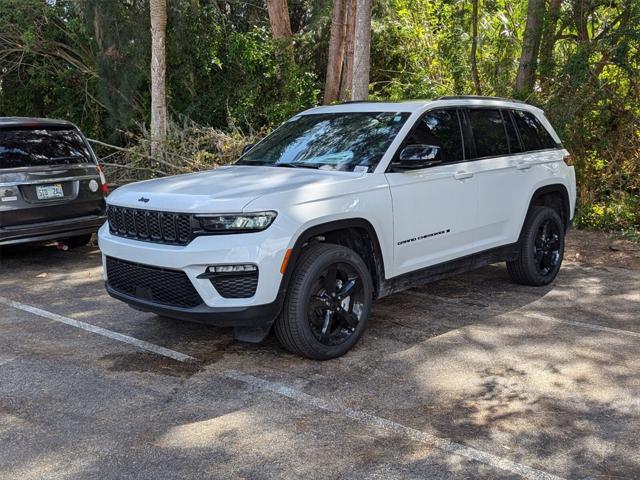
[107,205,193,245]
[106,257,203,308]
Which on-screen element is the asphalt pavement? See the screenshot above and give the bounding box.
[1,237,639,479]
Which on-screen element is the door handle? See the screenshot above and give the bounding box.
[453,171,473,180]
[516,161,533,170]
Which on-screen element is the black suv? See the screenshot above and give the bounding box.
[0,118,107,247]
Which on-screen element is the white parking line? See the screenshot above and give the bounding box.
[225,370,566,480]
[522,311,640,338]
[0,356,16,367]
[0,296,196,363]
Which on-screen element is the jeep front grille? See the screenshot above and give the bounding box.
[107,205,193,245]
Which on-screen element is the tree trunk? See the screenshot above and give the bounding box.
[266,0,293,41]
[351,0,372,100]
[339,0,356,101]
[324,0,347,104]
[150,0,167,161]
[538,0,562,82]
[572,0,589,43]
[514,0,545,97]
[470,0,482,95]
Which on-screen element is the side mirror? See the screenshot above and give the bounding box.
[391,144,442,171]
[241,144,255,156]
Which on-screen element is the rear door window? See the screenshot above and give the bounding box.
[0,128,93,169]
[511,110,557,151]
[503,111,523,153]
[466,109,510,158]
[403,109,464,164]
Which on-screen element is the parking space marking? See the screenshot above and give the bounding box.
[0,356,16,367]
[0,296,196,363]
[225,370,565,480]
[522,311,640,338]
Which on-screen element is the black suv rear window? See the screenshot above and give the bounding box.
[511,110,557,151]
[0,128,92,169]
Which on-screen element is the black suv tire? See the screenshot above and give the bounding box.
[63,234,93,249]
[507,206,565,286]
[274,243,373,360]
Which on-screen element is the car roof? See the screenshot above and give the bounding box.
[301,97,542,115]
[0,117,77,129]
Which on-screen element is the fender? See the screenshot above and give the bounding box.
[518,183,571,240]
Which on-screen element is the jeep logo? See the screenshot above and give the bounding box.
[138,197,150,203]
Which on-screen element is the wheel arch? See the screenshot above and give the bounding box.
[279,218,387,299]
[520,184,571,239]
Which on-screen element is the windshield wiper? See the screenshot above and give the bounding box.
[275,162,319,169]
[48,155,87,163]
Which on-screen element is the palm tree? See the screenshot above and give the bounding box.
[150,0,167,161]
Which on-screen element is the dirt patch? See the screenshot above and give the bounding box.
[99,352,204,378]
[565,229,640,270]
[97,337,283,378]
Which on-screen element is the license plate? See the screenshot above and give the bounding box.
[36,183,64,200]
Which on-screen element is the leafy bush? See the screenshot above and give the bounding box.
[575,193,639,231]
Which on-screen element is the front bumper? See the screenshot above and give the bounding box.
[106,283,283,327]
[98,222,291,325]
[0,214,106,246]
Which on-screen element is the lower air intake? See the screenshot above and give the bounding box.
[106,257,203,308]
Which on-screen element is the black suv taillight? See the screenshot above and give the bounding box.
[97,165,109,195]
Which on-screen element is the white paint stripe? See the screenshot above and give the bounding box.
[522,311,640,339]
[225,370,565,480]
[0,296,196,363]
[0,357,16,367]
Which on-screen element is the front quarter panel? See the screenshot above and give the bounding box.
[244,173,394,279]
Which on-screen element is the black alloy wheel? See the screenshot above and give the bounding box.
[533,219,562,277]
[307,262,365,346]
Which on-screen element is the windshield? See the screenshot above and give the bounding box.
[0,128,93,169]
[236,112,410,172]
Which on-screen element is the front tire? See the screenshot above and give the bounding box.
[274,243,373,360]
[507,206,565,286]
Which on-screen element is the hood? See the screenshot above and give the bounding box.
[106,165,362,213]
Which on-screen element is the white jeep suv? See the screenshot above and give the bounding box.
[98,96,576,359]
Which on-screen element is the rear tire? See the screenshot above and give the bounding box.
[63,234,93,249]
[274,243,373,360]
[507,206,565,286]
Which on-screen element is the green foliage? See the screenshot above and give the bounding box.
[166,3,318,130]
[219,27,318,128]
[0,0,318,138]
[575,192,639,231]
[0,0,100,134]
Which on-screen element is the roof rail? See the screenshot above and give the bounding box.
[437,95,526,104]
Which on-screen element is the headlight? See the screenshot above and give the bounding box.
[195,211,277,233]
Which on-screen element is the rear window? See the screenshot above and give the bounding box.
[0,128,93,169]
[511,110,557,151]
[503,111,523,153]
[466,109,510,158]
